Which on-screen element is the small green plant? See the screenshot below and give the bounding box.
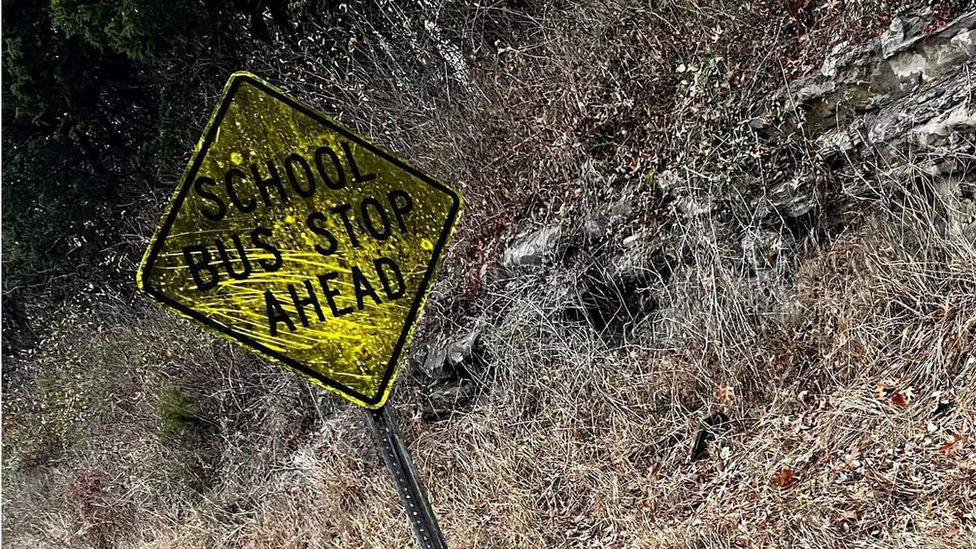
[156,386,200,442]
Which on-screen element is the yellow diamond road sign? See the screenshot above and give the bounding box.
[138,72,462,408]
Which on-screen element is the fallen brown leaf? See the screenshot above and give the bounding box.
[733,536,751,548]
[716,384,734,403]
[772,468,797,488]
[938,434,966,455]
[891,392,909,408]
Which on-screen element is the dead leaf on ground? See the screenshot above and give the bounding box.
[716,384,734,402]
[891,392,909,407]
[733,536,751,547]
[772,468,797,488]
[938,434,966,455]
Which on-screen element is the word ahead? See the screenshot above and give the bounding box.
[138,72,462,408]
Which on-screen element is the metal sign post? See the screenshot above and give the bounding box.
[365,404,448,549]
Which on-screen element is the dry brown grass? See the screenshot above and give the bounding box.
[4,1,975,548]
[5,191,972,548]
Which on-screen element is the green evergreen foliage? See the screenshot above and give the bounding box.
[1,0,306,352]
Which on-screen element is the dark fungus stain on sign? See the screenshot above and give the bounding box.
[138,72,462,408]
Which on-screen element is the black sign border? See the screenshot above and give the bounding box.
[140,73,461,407]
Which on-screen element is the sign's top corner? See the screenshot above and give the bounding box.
[227,70,262,85]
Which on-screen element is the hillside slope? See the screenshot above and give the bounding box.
[3,2,974,548]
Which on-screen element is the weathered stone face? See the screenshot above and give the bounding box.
[770,11,976,242]
[499,225,563,274]
[782,12,975,166]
